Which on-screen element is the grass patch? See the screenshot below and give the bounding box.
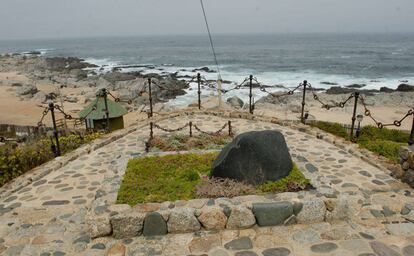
[117,153,311,205]
[310,121,409,163]
[258,165,311,193]
[309,121,348,139]
[149,134,233,152]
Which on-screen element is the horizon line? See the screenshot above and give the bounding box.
[2,31,414,42]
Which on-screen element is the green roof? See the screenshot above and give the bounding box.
[78,97,128,120]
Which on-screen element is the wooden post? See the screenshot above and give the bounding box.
[189,122,193,137]
[228,120,232,136]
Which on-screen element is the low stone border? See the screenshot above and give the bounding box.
[84,109,405,239]
[399,146,414,187]
[86,190,361,239]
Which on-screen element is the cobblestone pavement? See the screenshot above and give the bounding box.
[1,113,414,255]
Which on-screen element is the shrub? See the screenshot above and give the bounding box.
[309,121,348,139]
[309,121,409,163]
[359,125,409,143]
[149,134,232,152]
[0,132,102,187]
[195,177,256,198]
[358,139,402,163]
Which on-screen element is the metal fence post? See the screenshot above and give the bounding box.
[150,122,154,139]
[197,73,201,110]
[49,102,61,157]
[148,78,153,118]
[189,122,193,137]
[102,89,110,131]
[409,114,414,146]
[350,92,360,140]
[249,75,253,114]
[301,80,308,124]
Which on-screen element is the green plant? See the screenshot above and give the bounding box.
[258,165,311,193]
[309,121,348,138]
[117,153,311,206]
[359,125,409,143]
[149,134,232,152]
[358,139,402,163]
[117,153,217,205]
[309,121,408,163]
[0,132,102,187]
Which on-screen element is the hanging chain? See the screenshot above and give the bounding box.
[258,78,302,99]
[37,107,50,127]
[54,105,73,119]
[308,83,355,110]
[193,122,228,136]
[153,123,189,133]
[359,96,414,129]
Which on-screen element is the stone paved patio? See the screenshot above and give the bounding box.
[1,112,414,256]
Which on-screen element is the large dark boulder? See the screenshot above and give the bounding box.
[396,84,414,92]
[211,130,293,186]
[380,87,394,93]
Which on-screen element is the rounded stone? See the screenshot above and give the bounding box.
[91,243,106,250]
[235,251,258,256]
[167,208,200,233]
[226,206,256,229]
[252,202,293,227]
[224,237,253,250]
[143,212,168,236]
[211,130,293,185]
[310,242,338,253]
[296,199,326,224]
[197,207,227,230]
[403,245,414,256]
[262,247,291,256]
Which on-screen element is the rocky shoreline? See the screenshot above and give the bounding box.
[0,53,413,130]
[0,54,189,109]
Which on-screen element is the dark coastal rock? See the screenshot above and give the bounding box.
[320,81,338,85]
[16,84,38,96]
[380,87,394,93]
[192,66,216,73]
[45,57,97,71]
[227,96,244,108]
[211,130,293,186]
[326,86,355,94]
[396,83,414,92]
[326,86,378,95]
[103,72,136,84]
[346,84,366,88]
[24,51,42,55]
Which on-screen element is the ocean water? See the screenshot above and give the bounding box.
[1,33,414,105]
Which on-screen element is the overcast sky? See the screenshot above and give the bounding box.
[1,0,413,40]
